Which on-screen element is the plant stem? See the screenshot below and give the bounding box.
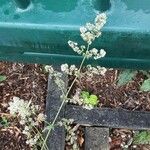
[26,122,49,150]
[32,126,49,150]
[41,44,90,150]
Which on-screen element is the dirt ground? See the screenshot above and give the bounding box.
[0,62,48,150]
[1,62,150,150]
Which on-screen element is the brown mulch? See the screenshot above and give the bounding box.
[74,69,150,149]
[110,128,150,150]
[1,61,150,150]
[0,62,48,150]
[76,69,150,111]
[0,127,29,150]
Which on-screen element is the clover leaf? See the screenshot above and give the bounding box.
[81,91,98,106]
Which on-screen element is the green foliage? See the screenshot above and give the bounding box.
[117,70,150,91]
[140,78,150,92]
[88,95,98,106]
[0,75,6,82]
[133,131,150,145]
[0,117,9,128]
[139,71,150,92]
[81,91,90,99]
[117,70,137,86]
[81,91,98,106]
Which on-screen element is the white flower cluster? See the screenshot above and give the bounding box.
[61,64,78,75]
[85,48,106,59]
[68,41,85,55]
[45,65,66,90]
[69,88,93,110]
[8,97,32,120]
[58,118,80,150]
[45,65,54,74]
[25,134,40,147]
[68,13,107,62]
[45,65,62,79]
[86,65,107,77]
[80,13,107,45]
[69,88,83,105]
[8,97,46,147]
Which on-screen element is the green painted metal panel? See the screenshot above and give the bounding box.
[0,0,150,69]
[13,0,31,9]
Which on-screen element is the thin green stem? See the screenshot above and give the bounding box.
[32,126,49,150]
[26,122,49,150]
[41,44,90,150]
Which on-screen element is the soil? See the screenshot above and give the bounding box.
[73,69,150,149]
[110,128,150,150]
[76,69,150,111]
[0,62,48,150]
[1,61,150,150]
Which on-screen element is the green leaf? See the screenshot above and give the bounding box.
[0,117,9,127]
[84,97,90,105]
[0,75,6,82]
[81,91,98,106]
[140,78,150,92]
[81,91,90,99]
[133,131,150,144]
[117,70,137,86]
[88,95,98,106]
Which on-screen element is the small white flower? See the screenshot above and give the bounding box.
[85,65,107,76]
[68,40,83,55]
[85,23,95,31]
[23,130,31,137]
[90,48,98,55]
[94,49,106,60]
[70,65,76,71]
[100,49,106,57]
[8,97,32,119]
[81,31,95,45]
[45,65,54,74]
[24,126,30,131]
[70,65,77,74]
[68,40,77,47]
[37,113,46,122]
[61,64,69,72]
[60,118,79,149]
[80,45,86,50]
[97,66,107,75]
[20,120,26,125]
[95,13,107,27]
[80,26,87,33]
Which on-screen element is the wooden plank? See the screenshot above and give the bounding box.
[45,74,67,150]
[65,105,150,130]
[85,127,109,150]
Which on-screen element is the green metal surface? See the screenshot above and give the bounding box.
[0,0,150,69]
[13,0,31,9]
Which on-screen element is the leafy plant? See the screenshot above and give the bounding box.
[139,71,150,92]
[133,131,150,145]
[117,70,137,86]
[81,91,98,106]
[0,75,6,82]
[0,117,9,128]
[42,13,107,150]
[117,70,150,92]
[140,78,150,92]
